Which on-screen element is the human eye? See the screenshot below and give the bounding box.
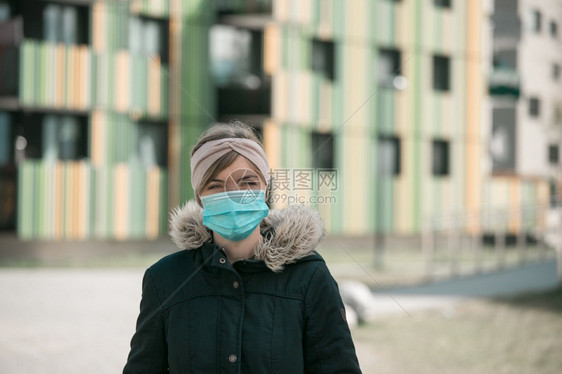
[239,178,259,189]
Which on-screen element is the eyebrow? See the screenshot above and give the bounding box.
[208,174,259,183]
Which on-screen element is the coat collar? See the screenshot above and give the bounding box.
[169,200,325,273]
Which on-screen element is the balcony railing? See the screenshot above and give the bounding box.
[489,67,520,98]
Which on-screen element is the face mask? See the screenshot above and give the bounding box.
[201,190,269,242]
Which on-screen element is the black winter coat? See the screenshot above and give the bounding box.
[124,201,362,373]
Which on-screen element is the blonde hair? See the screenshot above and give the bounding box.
[191,121,265,198]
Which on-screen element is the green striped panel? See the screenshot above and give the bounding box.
[411,0,423,232]
[159,169,168,235]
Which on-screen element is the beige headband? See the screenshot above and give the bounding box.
[190,138,270,194]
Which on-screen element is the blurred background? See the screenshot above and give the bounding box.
[0,0,561,373]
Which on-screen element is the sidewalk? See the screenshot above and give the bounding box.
[0,234,560,373]
[368,259,560,318]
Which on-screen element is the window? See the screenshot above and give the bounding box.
[136,121,168,167]
[529,97,540,118]
[434,0,451,9]
[554,102,562,125]
[530,9,542,33]
[0,112,10,166]
[0,1,11,22]
[549,144,560,164]
[491,108,516,172]
[11,113,87,162]
[553,64,561,81]
[432,139,450,176]
[378,48,403,88]
[129,15,169,63]
[42,3,88,45]
[312,39,335,81]
[433,55,450,92]
[549,180,558,208]
[378,135,401,176]
[311,131,334,169]
[0,43,18,96]
[42,114,88,161]
[550,21,558,38]
[210,25,265,87]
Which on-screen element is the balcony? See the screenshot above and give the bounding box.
[211,25,270,119]
[489,67,520,98]
[0,17,22,109]
[215,0,272,16]
[217,81,271,117]
[491,12,521,51]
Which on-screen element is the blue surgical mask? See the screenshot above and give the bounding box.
[201,190,269,242]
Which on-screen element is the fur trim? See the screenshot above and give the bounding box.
[169,201,325,272]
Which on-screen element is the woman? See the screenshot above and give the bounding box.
[124,122,362,373]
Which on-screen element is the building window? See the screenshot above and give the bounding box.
[0,1,11,22]
[433,55,450,92]
[210,25,265,88]
[136,121,168,167]
[378,48,404,89]
[42,3,89,45]
[312,39,335,81]
[549,144,560,165]
[554,103,562,125]
[553,64,561,81]
[529,97,540,118]
[378,135,401,176]
[549,180,558,208]
[550,21,558,38]
[530,9,542,33]
[0,112,11,166]
[434,0,451,9]
[129,15,168,63]
[42,114,88,161]
[311,131,334,169]
[491,108,517,173]
[432,139,450,176]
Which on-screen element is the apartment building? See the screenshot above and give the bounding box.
[0,0,557,240]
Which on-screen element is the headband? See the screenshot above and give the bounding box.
[190,137,270,194]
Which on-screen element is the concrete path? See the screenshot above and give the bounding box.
[0,259,558,373]
[0,268,144,374]
[369,259,560,318]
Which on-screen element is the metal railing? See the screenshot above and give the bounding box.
[422,200,562,281]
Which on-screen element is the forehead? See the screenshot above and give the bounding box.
[215,155,260,180]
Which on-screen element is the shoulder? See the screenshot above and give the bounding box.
[281,251,333,285]
[148,249,194,275]
[144,249,199,294]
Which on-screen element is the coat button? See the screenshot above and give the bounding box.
[219,258,226,264]
[232,281,239,289]
[228,354,237,363]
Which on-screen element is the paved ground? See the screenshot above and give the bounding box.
[0,268,143,373]
[0,258,558,373]
[369,259,560,317]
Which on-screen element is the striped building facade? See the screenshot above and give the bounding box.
[1,0,212,239]
[263,0,550,236]
[0,0,554,240]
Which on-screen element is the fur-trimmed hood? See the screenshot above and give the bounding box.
[169,200,325,272]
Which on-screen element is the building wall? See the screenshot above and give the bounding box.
[10,0,212,240]
[3,0,558,239]
[484,0,561,235]
[267,0,481,235]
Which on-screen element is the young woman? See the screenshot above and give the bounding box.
[123,122,362,373]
